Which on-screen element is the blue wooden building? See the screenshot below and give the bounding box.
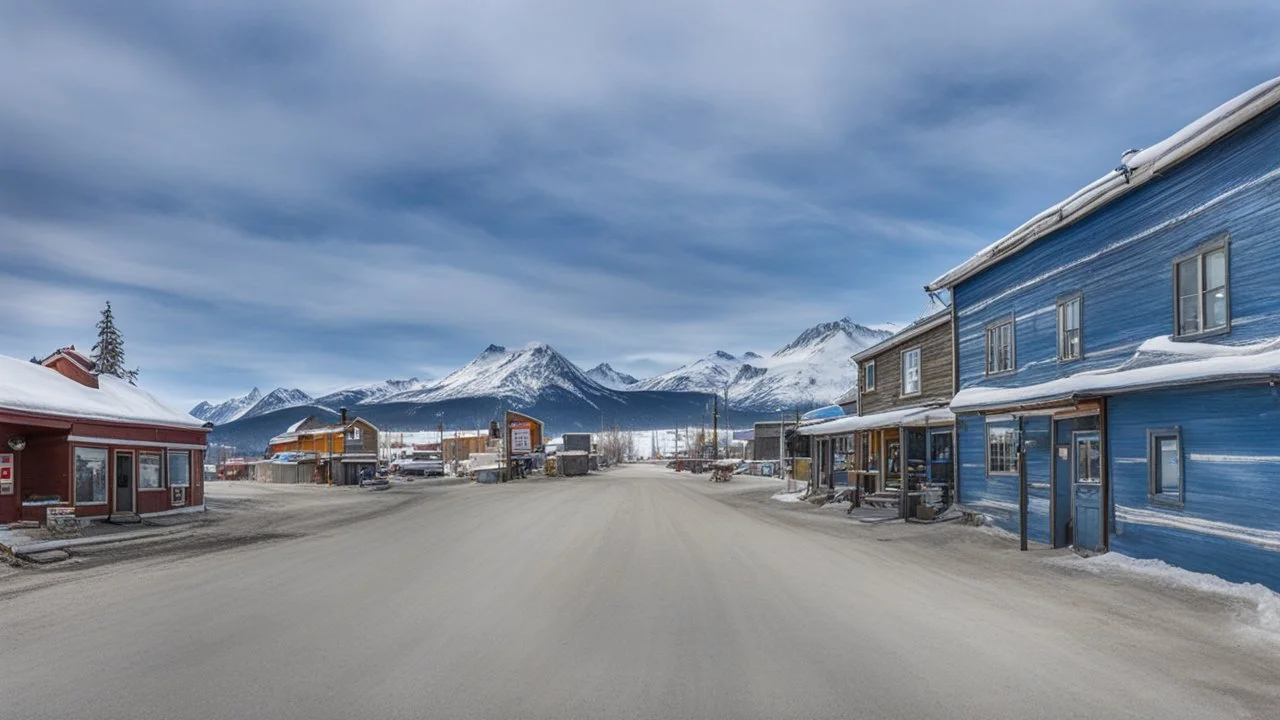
[927,76,1280,590]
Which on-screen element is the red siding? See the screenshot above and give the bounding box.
[70,420,206,446]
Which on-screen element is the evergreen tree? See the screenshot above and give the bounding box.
[92,302,138,383]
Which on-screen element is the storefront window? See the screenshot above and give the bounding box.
[74,447,109,504]
[167,451,191,488]
[139,452,163,489]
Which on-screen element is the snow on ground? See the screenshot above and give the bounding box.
[771,485,809,503]
[1046,553,1280,638]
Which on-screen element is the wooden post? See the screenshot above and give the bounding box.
[1018,448,1029,552]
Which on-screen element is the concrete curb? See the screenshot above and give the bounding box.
[8,526,190,557]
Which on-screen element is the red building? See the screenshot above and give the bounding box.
[0,348,210,525]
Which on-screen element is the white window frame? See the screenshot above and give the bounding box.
[864,360,876,392]
[985,317,1015,375]
[1057,293,1083,362]
[73,446,110,505]
[1173,235,1230,340]
[900,347,921,397]
[985,424,1018,476]
[351,426,362,441]
[167,450,191,489]
[138,451,165,491]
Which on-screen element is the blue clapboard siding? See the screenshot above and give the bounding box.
[957,414,1019,534]
[1108,384,1280,590]
[957,414,1053,543]
[953,103,1280,393]
[1021,416,1052,545]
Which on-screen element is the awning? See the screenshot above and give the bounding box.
[796,405,954,436]
[950,335,1280,413]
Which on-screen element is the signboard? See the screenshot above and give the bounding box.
[47,507,80,536]
[0,453,12,495]
[510,423,533,454]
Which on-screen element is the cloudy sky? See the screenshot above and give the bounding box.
[2,1,1278,408]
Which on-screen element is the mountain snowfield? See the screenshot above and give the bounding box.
[190,387,318,424]
[194,318,894,428]
[585,363,639,390]
[633,318,890,408]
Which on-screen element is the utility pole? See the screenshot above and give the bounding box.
[778,411,786,481]
[712,395,719,461]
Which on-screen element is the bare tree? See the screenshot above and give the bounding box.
[597,426,632,466]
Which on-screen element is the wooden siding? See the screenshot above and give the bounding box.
[952,103,1280,393]
[956,413,1052,544]
[1108,383,1280,590]
[858,319,953,416]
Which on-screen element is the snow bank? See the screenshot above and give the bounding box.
[1048,553,1280,636]
[772,486,809,503]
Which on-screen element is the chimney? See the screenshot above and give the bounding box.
[340,407,348,425]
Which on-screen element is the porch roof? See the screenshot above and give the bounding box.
[796,404,954,436]
[951,335,1280,413]
[0,354,206,430]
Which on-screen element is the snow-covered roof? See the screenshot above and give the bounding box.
[852,307,951,362]
[269,416,378,445]
[796,404,954,436]
[0,354,206,429]
[951,335,1280,413]
[928,76,1280,292]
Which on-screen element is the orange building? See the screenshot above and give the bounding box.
[268,411,378,485]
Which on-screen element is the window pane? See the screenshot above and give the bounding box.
[1204,249,1226,290]
[139,454,163,489]
[74,447,109,504]
[168,451,191,488]
[1157,437,1180,495]
[1088,440,1101,481]
[1206,290,1227,330]
[1177,258,1199,296]
[1178,295,1200,335]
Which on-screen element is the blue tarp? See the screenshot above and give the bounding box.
[801,405,845,421]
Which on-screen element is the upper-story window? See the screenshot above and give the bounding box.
[864,360,876,392]
[985,318,1015,375]
[1175,236,1230,339]
[1057,294,1083,362]
[351,426,362,441]
[901,348,921,396]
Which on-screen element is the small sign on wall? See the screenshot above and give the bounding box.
[0,453,13,495]
[172,486,186,506]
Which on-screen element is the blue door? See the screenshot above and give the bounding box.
[1072,431,1105,553]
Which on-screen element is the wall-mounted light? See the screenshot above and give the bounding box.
[7,436,27,452]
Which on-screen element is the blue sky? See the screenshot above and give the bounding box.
[2,1,1278,408]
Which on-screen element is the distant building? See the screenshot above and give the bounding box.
[268,409,378,485]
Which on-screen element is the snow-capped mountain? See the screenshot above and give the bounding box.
[635,350,741,393]
[190,387,262,425]
[316,378,428,407]
[730,318,891,410]
[241,387,317,419]
[585,363,639,390]
[630,318,890,411]
[385,343,618,406]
